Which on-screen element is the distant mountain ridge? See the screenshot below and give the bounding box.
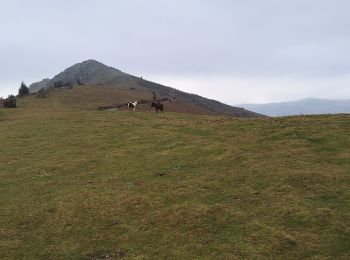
[29,60,264,118]
[239,98,350,117]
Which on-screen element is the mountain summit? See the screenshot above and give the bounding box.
[29,60,264,118]
[30,59,132,92]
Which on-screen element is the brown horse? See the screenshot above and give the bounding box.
[151,102,164,113]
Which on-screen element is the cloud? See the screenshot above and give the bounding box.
[145,74,350,104]
[0,0,349,102]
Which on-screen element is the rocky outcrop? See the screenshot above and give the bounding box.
[29,60,133,93]
[29,78,50,93]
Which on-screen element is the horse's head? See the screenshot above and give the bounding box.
[151,103,155,108]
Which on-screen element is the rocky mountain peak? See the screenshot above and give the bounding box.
[29,60,131,93]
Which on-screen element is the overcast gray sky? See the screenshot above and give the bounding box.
[1,0,349,104]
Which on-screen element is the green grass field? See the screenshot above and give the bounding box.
[0,95,349,259]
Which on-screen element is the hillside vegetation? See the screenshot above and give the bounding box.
[0,95,349,259]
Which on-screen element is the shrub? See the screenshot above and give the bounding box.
[3,95,16,108]
[53,81,73,88]
[18,82,29,96]
[53,81,64,88]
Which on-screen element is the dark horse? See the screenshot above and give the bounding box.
[151,102,164,113]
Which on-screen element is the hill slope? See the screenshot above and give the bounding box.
[240,98,350,117]
[29,60,264,118]
[0,98,349,258]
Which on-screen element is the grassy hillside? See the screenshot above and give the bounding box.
[0,96,349,259]
[24,85,237,115]
[29,60,264,118]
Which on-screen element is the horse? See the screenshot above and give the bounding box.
[151,102,164,113]
[127,101,138,111]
